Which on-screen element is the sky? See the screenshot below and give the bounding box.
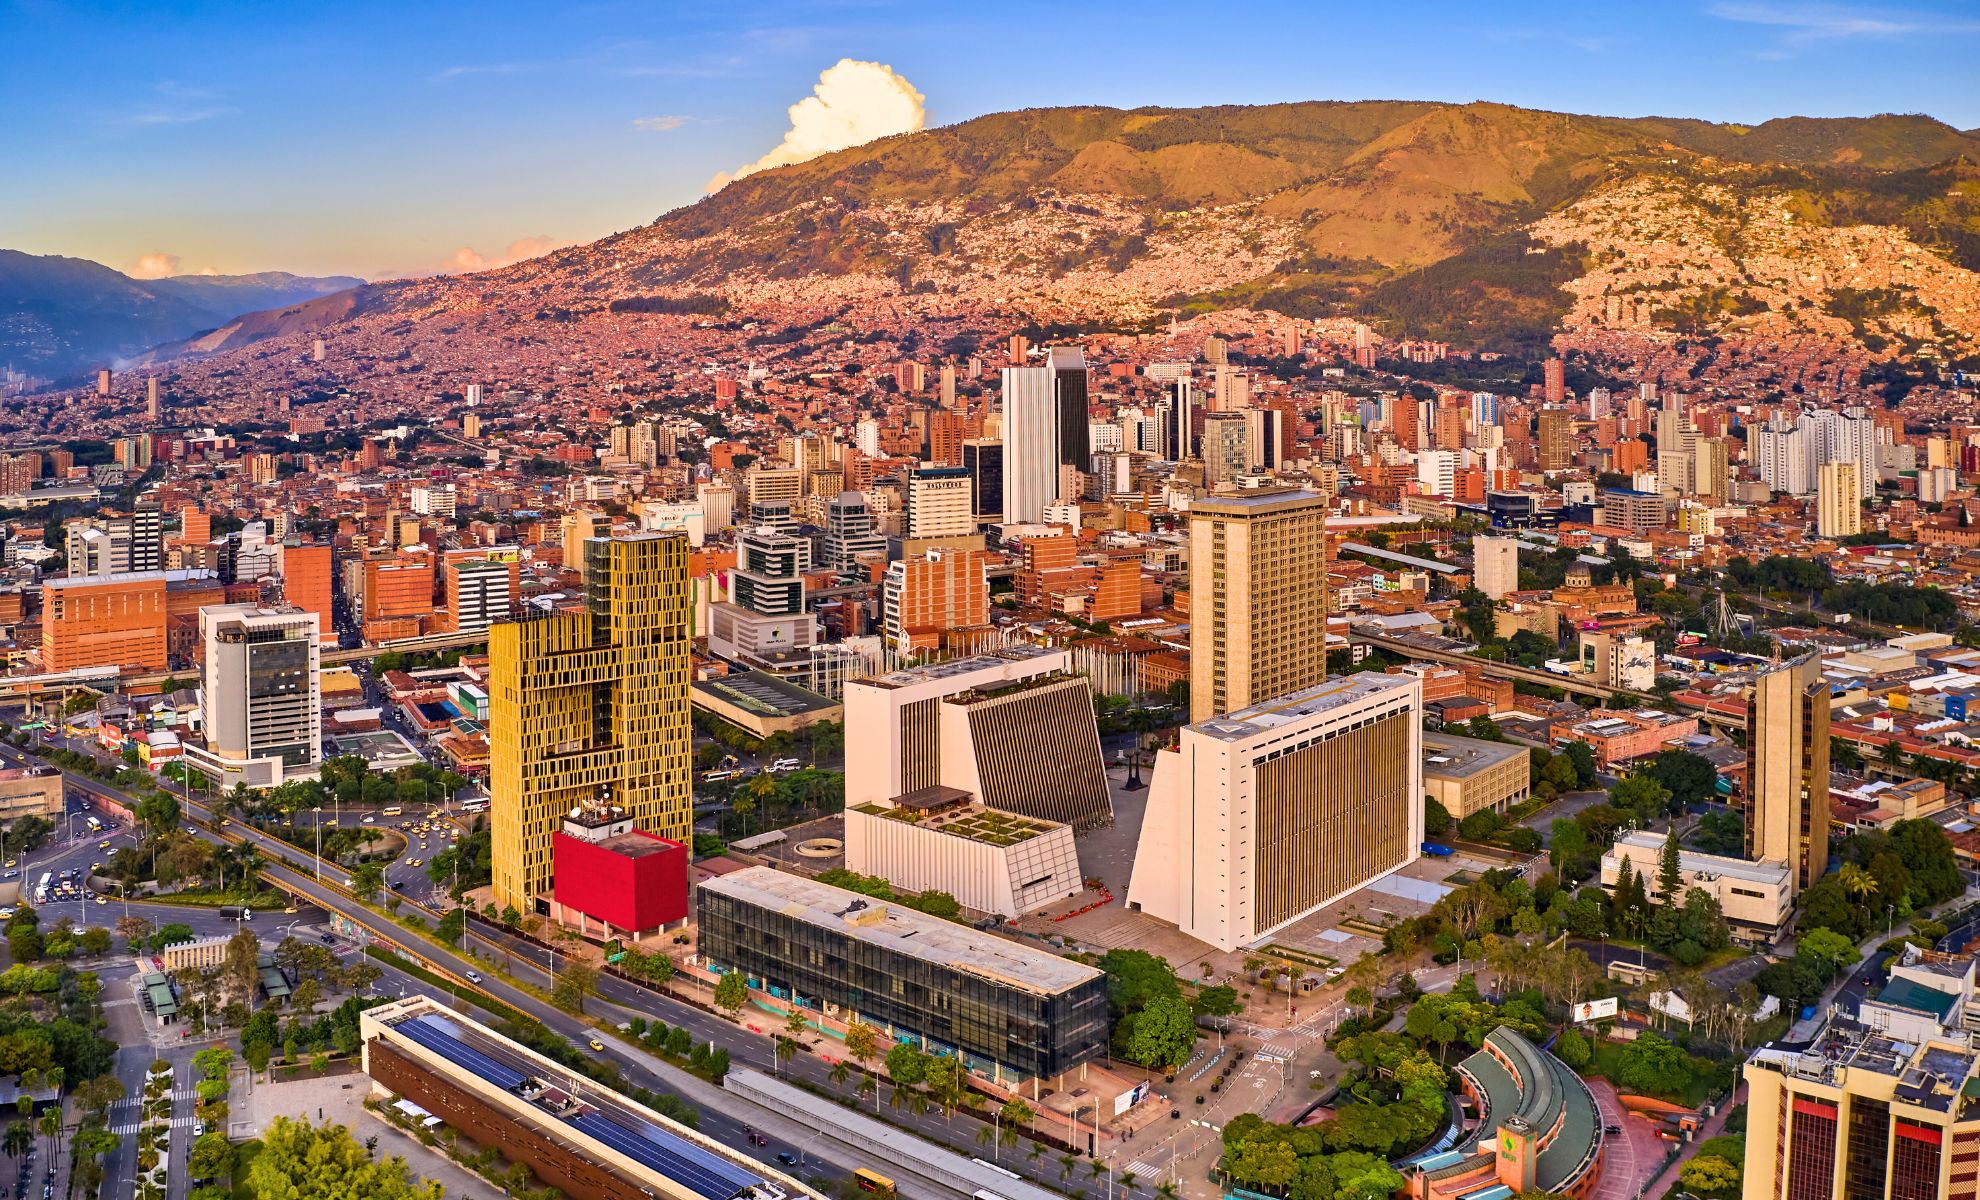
[5,0,1978,281]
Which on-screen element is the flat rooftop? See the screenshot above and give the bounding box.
[691,670,838,717]
[701,865,1101,996]
[1189,488,1325,516]
[1422,732,1527,780]
[373,1000,789,1200]
[859,644,1059,690]
[1613,830,1791,887]
[1193,672,1417,743]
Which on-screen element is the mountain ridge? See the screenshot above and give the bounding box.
[0,250,361,382]
[113,101,1980,377]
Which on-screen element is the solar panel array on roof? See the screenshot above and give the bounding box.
[394,1015,528,1090]
[567,1111,763,1200]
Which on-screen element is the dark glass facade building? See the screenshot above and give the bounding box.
[697,867,1107,1082]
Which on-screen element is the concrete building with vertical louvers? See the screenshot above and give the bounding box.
[844,646,1112,831]
[1128,672,1422,952]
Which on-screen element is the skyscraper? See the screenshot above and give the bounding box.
[1537,410,1573,472]
[1473,537,1519,599]
[1188,489,1329,724]
[1745,653,1830,895]
[962,439,1004,525]
[1002,347,1088,523]
[189,604,321,789]
[822,492,886,571]
[1543,357,1565,406]
[1817,461,1862,538]
[1201,412,1250,485]
[488,533,693,912]
[65,503,163,577]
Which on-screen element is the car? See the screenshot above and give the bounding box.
[587,1037,605,1052]
[464,970,483,984]
[0,910,13,921]
[94,897,105,906]
[98,840,109,849]
[284,905,298,915]
[2,860,12,869]
[361,815,375,824]
[1,871,15,880]
[218,819,230,827]
[1605,1124,1622,1135]
[775,1153,799,1167]
[319,933,337,945]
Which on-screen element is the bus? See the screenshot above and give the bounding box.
[459,799,489,814]
[852,1170,895,1198]
[380,807,402,817]
[84,816,103,834]
[32,874,50,905]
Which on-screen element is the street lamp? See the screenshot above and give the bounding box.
[312,807,322,881]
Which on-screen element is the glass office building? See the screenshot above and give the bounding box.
[697,867,1107,1083]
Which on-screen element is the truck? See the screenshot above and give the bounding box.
[1419,843,1455,858]
[220,905,251,922]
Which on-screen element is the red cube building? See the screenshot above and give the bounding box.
[548,808,690,939]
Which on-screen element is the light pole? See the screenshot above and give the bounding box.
[312,807,322,881]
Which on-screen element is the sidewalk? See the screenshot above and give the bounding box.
[1637,1083,1744,1200]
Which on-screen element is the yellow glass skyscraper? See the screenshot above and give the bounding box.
[1187,489,1329,724]
[489,532,693,912]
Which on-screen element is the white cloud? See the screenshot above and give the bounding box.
[129,253,181,280]
[449,235,568,273]
[632,115,692,132]
[715,58,925,190]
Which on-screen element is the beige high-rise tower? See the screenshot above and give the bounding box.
[1744,652,1830,895]
[1817,461,1862,538]
[1188,489,1328,724]
[488,532,693,912]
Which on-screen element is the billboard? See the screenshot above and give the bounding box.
[1571,997,1620,1023]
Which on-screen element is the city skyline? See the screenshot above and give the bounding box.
[6,0,1979,278]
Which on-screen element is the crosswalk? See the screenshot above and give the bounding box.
[108,1116,197,1135]
[1124,1160,1163,1179]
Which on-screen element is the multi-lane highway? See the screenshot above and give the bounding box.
[25,750,1009,1200]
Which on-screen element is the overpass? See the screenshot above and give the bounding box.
[117,629,494,691]
[1350,629,1643,703]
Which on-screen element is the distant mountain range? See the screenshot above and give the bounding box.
[0,251,361,382]
[54,101,1980,382]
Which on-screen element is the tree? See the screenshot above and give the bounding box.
[1423,797,1451,839]
[1561,740,1597,788]
[884,1043,928,1090]
[1097,949,1181,1016]
[1645,750,1718,810]
[248,1117,443,1200]
[1609,774,1673,823]
[1614,1032,1692,1098]
[1797,928,1860,973]
[187,1133,233,1184]
[1119,995,1196,1070]
[1554,1028,1592,1070]
[349,864,385,904]
[1657,830,1683,903]
[844,1021,879,1068]
[552,960,599,1014]
[1679,1154,1741,1194]
[712,971,748,1014]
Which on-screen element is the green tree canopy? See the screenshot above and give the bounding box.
[248,1117,444,1200]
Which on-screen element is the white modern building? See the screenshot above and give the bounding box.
[844,785,1082,917]
[843,646,1112,830]
[186,604,321,789]
[1001,347,1088,524]
[1128,673,1423,952]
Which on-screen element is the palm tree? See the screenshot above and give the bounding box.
[975,1125,994,1151]
[1120,1171,1139,1198]
[1058,1153,1079,1182]
[829,1060,852,1093]
[1839,862,1878,904]
[3,1121,32,1165]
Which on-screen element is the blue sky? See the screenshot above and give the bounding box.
[5,0,1977,280]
